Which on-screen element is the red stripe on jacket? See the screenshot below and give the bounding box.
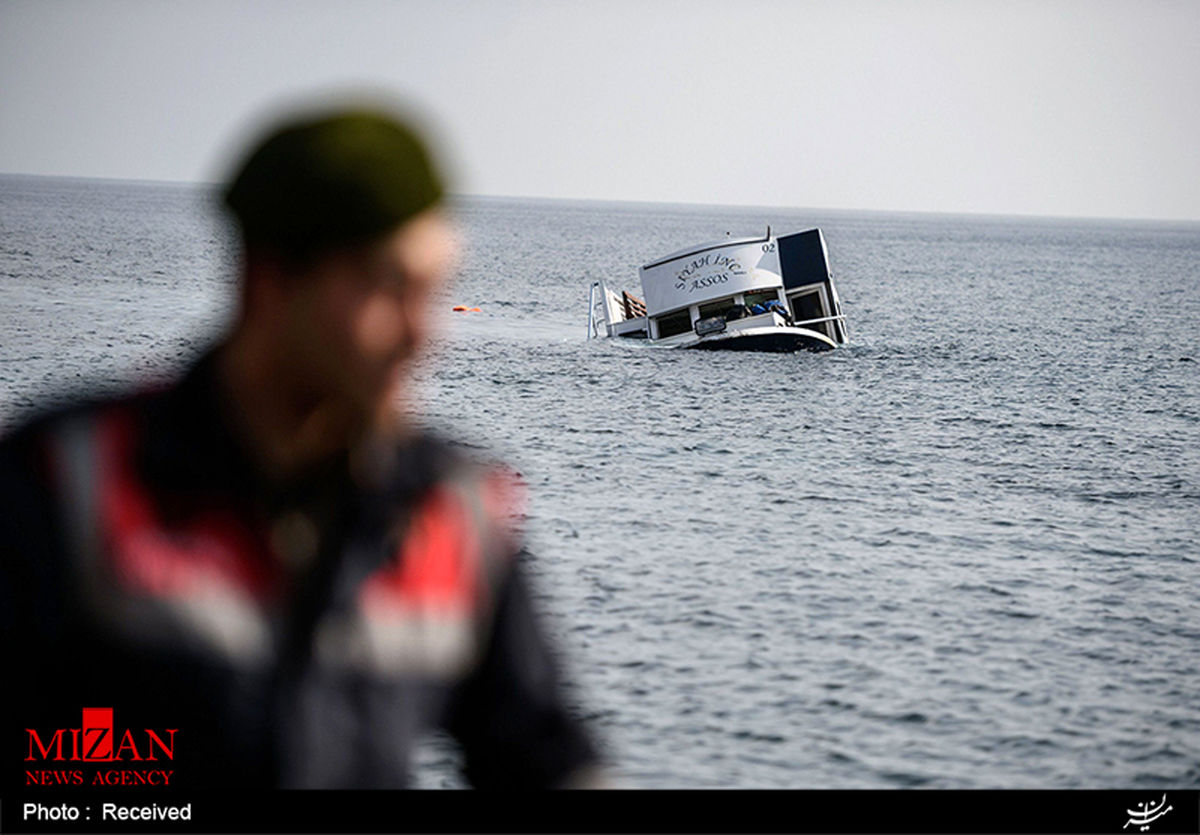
[96,410,277,602]
[359,486,482,617]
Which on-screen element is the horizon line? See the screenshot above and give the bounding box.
[2,170,1198,227]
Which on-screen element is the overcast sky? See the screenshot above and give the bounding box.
[2,0,1198,220]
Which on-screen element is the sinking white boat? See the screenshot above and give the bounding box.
[588,227,847,352]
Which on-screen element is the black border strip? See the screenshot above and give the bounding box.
[3,789,1198,834]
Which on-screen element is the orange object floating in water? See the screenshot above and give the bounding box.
[452,305,468,312]
[468,307,482,312]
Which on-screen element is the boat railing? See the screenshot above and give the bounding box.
[586,281,600,340]
[622,290,647,319]
[791,314,846,327]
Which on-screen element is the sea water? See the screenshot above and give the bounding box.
[1,175,1197,788]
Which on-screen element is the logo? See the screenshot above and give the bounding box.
[24,707,177,787]
[1124,794,1173,832]
[673,252,747,294]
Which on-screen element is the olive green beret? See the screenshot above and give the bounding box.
[224,109,445,258]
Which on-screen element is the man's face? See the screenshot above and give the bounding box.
[277,209,458,431]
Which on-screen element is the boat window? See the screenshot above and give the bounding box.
[743,289,780,309]
[655,309,693,339]
[698,299,738,320]
[788,290,829,338]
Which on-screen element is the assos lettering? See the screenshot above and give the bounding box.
[673,252,746,294]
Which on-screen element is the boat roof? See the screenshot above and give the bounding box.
[641,230,771,270]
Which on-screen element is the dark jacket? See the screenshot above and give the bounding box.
[1,354,597,788]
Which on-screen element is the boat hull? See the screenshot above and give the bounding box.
[687,326,837,353]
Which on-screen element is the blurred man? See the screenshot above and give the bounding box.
[1,107,600,788]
